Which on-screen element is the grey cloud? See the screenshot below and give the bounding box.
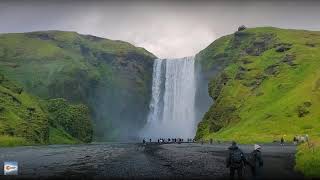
[0,1,319,58]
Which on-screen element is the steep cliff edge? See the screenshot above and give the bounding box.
[195,27,320,143]
[0,31,156,140]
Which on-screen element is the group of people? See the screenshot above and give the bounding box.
[142,138,195,144]
[142,138,264,179]
[226,141,263,179]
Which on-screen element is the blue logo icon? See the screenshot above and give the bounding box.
[4,161,18,175]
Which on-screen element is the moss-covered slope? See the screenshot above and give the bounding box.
[0,31,156,140]
[0,74,48,145]
[0,74,92,146]
[196,27,320,143]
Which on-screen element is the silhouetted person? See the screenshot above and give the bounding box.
[226,141,246,180]
[281,137,284,145]
[158,139,160,143]
[149,139,152,143]
[293,136,298,145]
[142,139,146,144]
[248,144,263,179]
[210,139,213,144]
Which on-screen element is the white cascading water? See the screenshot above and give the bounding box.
[141,56,196,139]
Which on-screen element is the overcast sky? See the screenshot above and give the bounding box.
[0,0,320,58]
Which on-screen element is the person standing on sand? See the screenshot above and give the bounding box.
[248,144,264,179]
[226,141,247,180]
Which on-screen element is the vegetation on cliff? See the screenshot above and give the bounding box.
[295,137,320,177]
[0,31,156,140]
[195,27,320,176]
[0,74,91,146]
[196,27,320,142]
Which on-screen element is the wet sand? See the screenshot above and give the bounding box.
[0,142,302,179]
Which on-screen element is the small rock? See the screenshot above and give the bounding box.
[282,54,296,66]
[276,45,291,52]
[238,25,247,31]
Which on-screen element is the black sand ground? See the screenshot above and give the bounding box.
[0,142,303,179]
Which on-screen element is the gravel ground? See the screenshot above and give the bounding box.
[146,142,303,179]
[0,142,303,179]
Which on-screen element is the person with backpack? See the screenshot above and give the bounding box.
[226,141,247,179]
[248,144,264,179]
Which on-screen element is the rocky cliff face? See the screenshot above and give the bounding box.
[0,31,156,141]
[195,27,320,143]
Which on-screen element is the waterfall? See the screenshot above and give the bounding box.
[141,56,196,139]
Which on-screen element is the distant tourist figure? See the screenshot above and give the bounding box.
[248,144,264,179]
[280,137,284,146]
[149,138,152,143]
[226,141,247,180]
[142,138,146,144]
[293,136,298,145]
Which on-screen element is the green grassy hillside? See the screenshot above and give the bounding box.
[0,74,48,146]
[0,74,92,146]
[0,31,156,140]
[196,27,320,142]
[195,27,320,176]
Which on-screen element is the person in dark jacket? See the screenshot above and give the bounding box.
[226,141,247,179]
[280,137,284,145]
[249,144,263,179]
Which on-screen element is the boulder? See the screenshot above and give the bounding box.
[238,25,247,31]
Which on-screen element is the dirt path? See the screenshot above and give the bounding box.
[0,142,302,178]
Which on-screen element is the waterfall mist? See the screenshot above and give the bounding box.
[140,57,197,139]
